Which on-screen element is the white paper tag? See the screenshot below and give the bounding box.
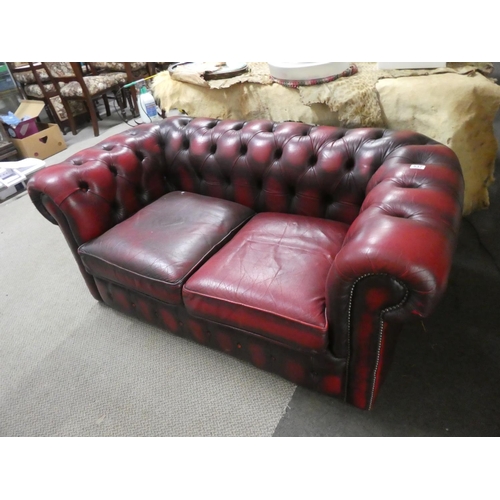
[410,164,426,170]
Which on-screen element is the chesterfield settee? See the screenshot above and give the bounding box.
[28,116,464,410]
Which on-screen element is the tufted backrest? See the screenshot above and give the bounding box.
[163,117,450,223]
[29,116,454,244]
[159,117,376,224]
[69,115,439,225]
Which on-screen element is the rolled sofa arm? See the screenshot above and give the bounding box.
[27,122,166,299]
[326,141,464,409]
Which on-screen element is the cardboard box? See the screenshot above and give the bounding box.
[6,100,67,160]
[10,123,67,160]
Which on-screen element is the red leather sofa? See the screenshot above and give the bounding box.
[28,116,464,410]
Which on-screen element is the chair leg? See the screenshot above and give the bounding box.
[129,86,139,117]
[91,101,102,121]
[87,99,100,137]
[103,95,111,116]
[113,90,128,120]
[121,89,135,117]
[62,99,78,135]
[43,104,55,123]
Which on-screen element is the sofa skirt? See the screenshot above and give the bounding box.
[94,277,347,400]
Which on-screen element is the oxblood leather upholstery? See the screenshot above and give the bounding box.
[28,116,464,410]
[183,213,349,351]
[78,191,254,305]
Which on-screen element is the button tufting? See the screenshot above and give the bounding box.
[109,165,118,176]
[210,144,217,154]
[400,181,421,189]
[345,158,355,171]
[79,181,89,192]
[324,195,335,206]
[274,149,283,160]
[240,144,248,155]
[102,144,114,151]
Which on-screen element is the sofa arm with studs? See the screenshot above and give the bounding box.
[326,140,464,409]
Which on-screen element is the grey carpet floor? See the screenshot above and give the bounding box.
[0,164,296,437]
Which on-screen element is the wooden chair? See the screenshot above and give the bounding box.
[6,62,89,135]
[41,62,129,137]
[7,62,65,132]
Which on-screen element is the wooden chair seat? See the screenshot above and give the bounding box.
[59,73,128,98]
[92,62,147,72]
[11,66,50,85]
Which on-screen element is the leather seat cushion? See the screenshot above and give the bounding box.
[78,191,254,305]
[183,213,349,351]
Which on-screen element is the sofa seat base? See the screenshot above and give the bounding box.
[95,277,346,397]
[78,191,254,305]
[183,213,349,352]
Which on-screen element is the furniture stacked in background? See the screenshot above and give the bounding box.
[39,62,129,137]
[7,62,89,134]
[8,63,160,137]
[28,116,464,410]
